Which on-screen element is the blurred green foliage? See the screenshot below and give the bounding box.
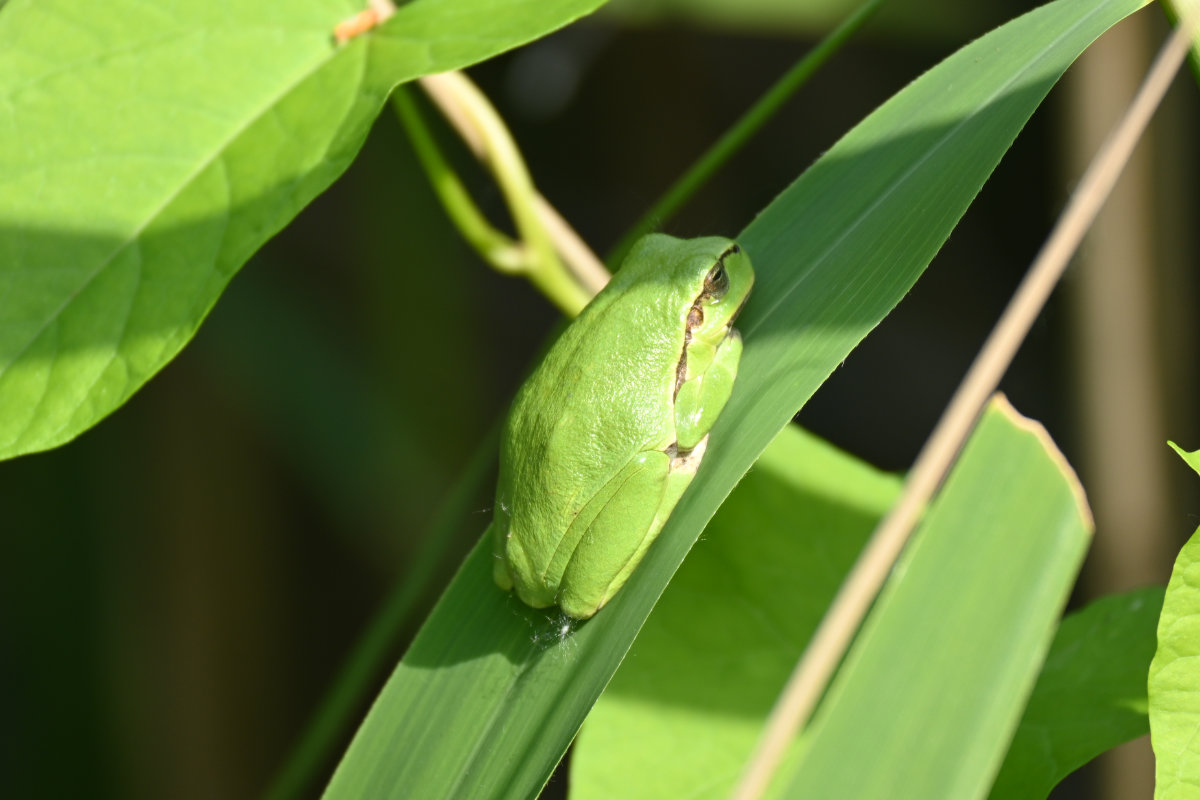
[1,1,1197,798]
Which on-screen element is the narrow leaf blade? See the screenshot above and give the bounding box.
[781,398,1093,799]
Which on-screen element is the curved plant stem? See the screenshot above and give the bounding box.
[416,72,609,299]
[606,0,885,268]
[731,6,1200,799]
[392,87,527,271]
[407,72,595,315]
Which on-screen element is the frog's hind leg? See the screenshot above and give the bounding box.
[491,518,514,591]
[538,457,652,597]
[583,438,708,613]
[557,450,678,619]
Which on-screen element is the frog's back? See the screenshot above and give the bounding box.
[504,263,686,523]
[497,235,729,589]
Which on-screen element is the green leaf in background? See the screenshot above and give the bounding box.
[0,0,603,460]
[989,587,1164,800]
[570,424,901,799]
[1168,441,1200,477]
[781,397,1093,799]
[572,440,1164,800]
[322,0,1150,796]
[1149,444,1200,800]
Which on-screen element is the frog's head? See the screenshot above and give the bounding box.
[613,233,754,338]
[683,237,754,343]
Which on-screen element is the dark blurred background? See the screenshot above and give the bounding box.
[1,1,1196,798]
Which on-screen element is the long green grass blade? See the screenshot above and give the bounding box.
[0,0,604,460]
[780,399,1092,799]
[322,0,1150,797]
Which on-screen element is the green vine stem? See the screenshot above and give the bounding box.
[396,73,594,316]
[392,88,527,271]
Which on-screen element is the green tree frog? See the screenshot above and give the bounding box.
[490,234,754,619]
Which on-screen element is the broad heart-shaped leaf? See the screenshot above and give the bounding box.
[989,587,1164,800]
[779,398,1092,799]
[0,0,604,461]
[1150,446,1200,799]
[571,424,902,799]
[322,0,1150,797]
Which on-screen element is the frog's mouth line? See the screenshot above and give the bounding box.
[727,290,752,330]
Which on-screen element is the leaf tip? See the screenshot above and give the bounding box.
[988,393,1094,532]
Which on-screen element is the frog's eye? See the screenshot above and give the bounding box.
[705,262,730,298]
